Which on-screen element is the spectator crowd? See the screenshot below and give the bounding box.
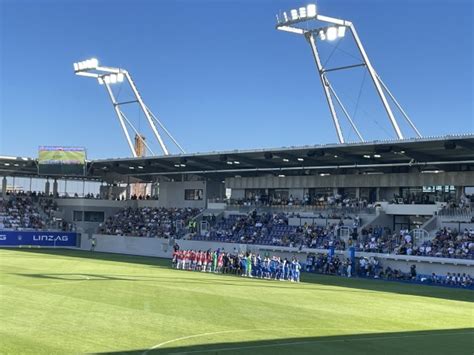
[96,205,474,260]
[230,192,373,210]
[196,210,350,250]
[0,195,52,230]
[0,193,74,231]
[353,226,474,260]
[99,207,201,238]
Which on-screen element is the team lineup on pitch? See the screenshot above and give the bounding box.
[172,248,303,282]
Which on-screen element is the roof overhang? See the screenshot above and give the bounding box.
[1,135,473,183]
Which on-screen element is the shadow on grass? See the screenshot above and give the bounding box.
[2,247,169,268]
[4,248,474,303]
[10,272,390,295]
[99,328,474,355]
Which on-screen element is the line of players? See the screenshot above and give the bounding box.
[172,249,302,282]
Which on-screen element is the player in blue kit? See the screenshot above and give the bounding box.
[261,257,268,279]
[289,258,296,281]
[293,258,302,282]
[240,254,247,277]
[270,257,278,280]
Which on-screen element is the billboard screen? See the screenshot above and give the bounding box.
[38,146,86,176]
[0,231,78,247]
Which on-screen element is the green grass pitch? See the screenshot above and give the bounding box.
[0,248,472,354]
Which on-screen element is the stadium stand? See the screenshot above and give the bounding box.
[193,211,349,249]
[399,228,474,259]
[229,193,372,209]
[98,207,201,238]
[0,193,73,231]
[354,225,474,259]
[0,195,50,230]
[91,202,473,260]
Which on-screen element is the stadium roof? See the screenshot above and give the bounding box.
[1,134,473,183]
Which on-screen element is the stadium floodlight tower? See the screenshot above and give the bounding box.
[73,58,185,157]
[276,4,422,143]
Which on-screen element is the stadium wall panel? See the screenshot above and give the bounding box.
[226,171,474,189]
[158,181,207,208]
[378,202,441,216]
[0,231,78,247]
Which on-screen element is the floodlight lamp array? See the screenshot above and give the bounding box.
[277,4,317,25]
[319,26,346,41]
[73,58,99,71]
[98,72,125,85]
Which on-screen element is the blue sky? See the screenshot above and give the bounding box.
[0,0,472,159]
